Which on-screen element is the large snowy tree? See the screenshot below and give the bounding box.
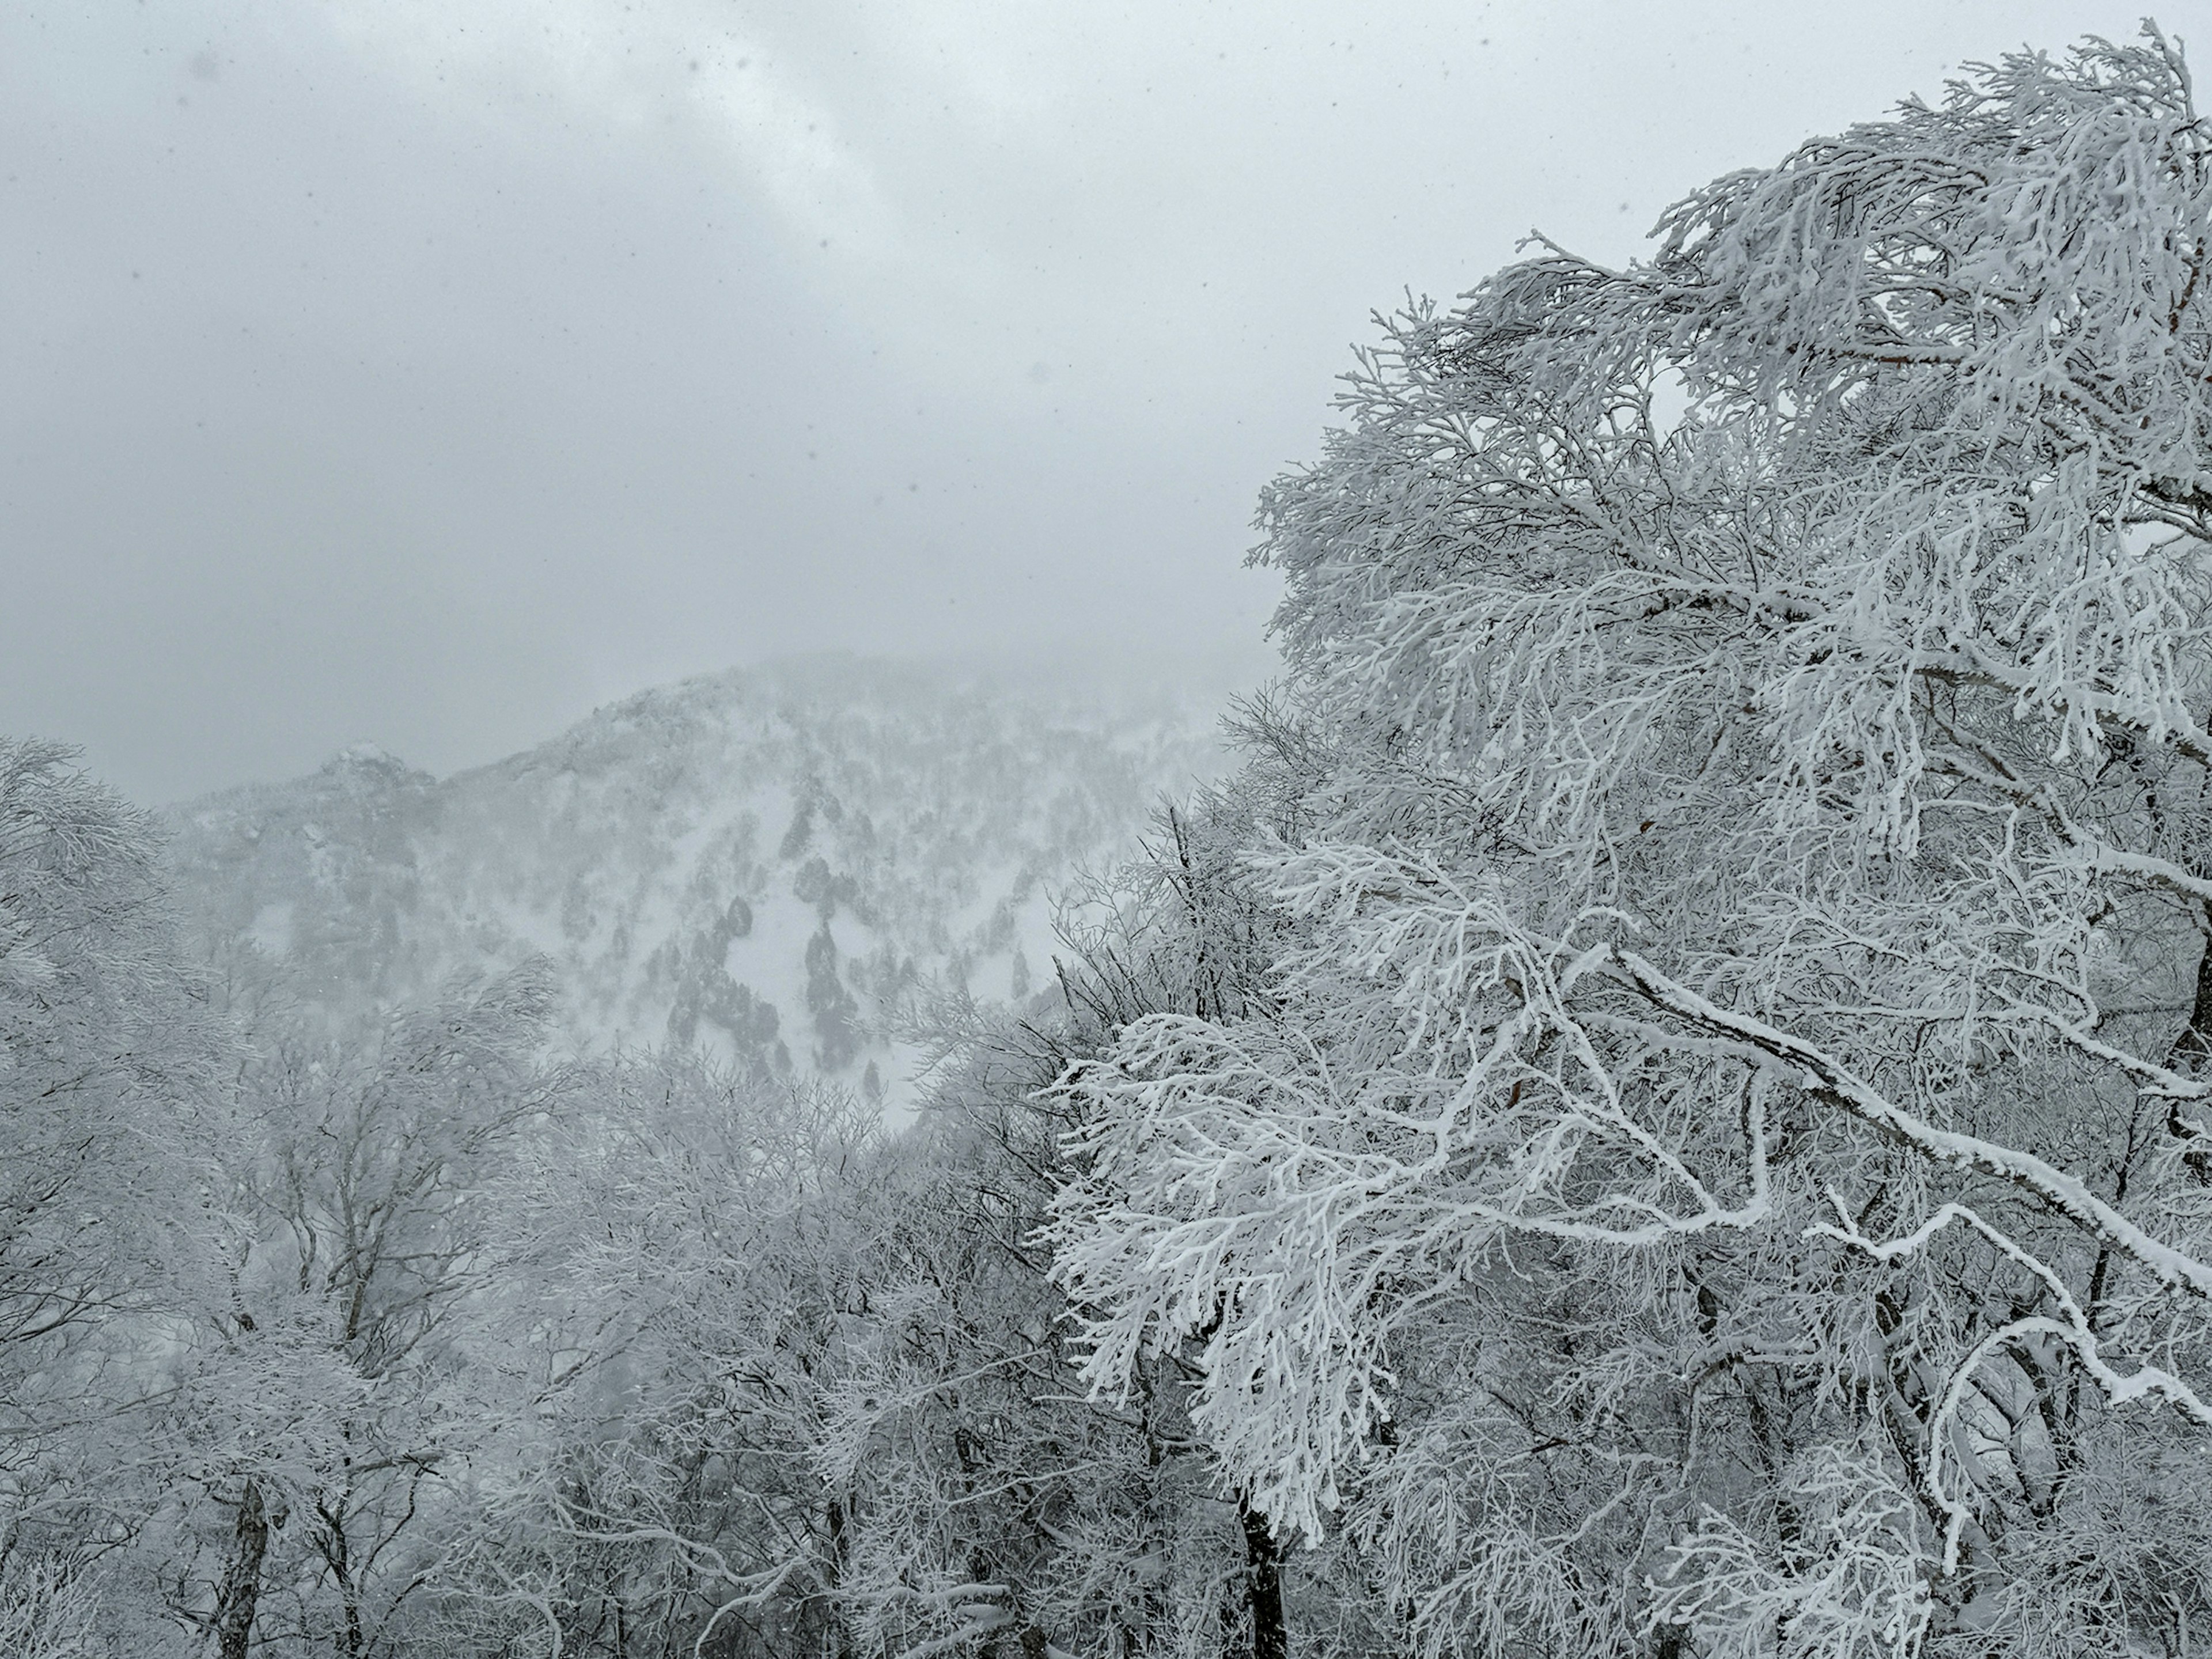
[154,961,578,1659]
[1050,30,2212,1656]
[0,739,220,1639]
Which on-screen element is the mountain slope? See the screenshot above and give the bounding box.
[165,657,1232,1102]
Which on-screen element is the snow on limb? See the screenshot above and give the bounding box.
[1050,25,2212,1654]
[1604,946,2212,1304]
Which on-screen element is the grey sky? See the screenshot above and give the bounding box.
[2,0,2162,802]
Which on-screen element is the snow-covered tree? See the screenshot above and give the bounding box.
[0,738,219,1625]
[162,961,576,1658]
[435,1049,882,1659]
[1051,29,2212,1656]
[810,1028,1268,1659]
[468,983,1315,1659]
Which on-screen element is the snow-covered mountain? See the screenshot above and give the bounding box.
[164,656,1232,1103]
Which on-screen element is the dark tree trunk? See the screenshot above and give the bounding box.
[318,1502,364,1659]
[2171,916,2212,1073]
[213,1479,270,1659]
[2166,918,2212,1181]
[1239,1497,1286,1659]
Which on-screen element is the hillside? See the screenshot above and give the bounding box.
[164,656,1232,1103]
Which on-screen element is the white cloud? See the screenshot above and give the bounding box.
[321,0,899,257]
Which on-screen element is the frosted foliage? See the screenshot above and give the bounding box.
[0,740,207,1339]
[1052,32,2212,1656]
[0,1554,102,1658]
[1650,1450,1931,1659]
[0,739,213,1537]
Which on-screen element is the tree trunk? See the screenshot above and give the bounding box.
[319,1503,364,1659]
[1239,1497,1286,1659]
[2166,918,2212,1181]
[213,1479,270,1659]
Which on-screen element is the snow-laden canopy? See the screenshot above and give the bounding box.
[1052,30,2212,1654]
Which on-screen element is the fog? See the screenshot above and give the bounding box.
[2,0,2153,801]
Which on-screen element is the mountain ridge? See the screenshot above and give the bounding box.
[163,656,1237,1106]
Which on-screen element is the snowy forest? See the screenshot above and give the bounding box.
[13,28,2212,1658]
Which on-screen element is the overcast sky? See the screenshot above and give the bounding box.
[2,0,2166,801]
